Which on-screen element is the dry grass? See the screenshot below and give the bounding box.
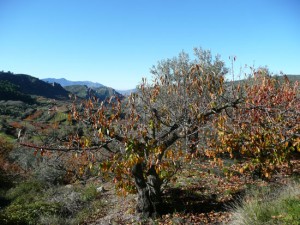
[228,181,300,225]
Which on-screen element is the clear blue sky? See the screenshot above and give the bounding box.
[0,0,299,90]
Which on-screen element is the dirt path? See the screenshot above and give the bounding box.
[90,182,139,225]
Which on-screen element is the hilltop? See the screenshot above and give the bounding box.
[0,72,69,101]
[43,78,134,97]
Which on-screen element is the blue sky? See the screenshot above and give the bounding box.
[0,0,299,90]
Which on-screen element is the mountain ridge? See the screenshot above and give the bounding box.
[0,72,70,100]
[0,72,124,102]
[43,78,136,94]
[42,78,104,88]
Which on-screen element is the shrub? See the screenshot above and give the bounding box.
[0,180,105,225]
[229,181,300,225]
[33,160,67,185]
[2,201,61,225]
[6,180,46,199]
[1,180,59,225]
[80,184,99,202]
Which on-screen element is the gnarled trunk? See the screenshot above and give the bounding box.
[132,163,162,218]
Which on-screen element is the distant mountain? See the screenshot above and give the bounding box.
[64,85,123,101]
[43,78,136,95]
[43,77,124,100]
[116,89,136,96]
[42,78,104,88]
[0,72,70,100]
[281,75,300,84]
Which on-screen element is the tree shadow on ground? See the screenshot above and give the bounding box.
[160,186,244,215]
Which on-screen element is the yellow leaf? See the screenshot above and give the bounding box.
[239,167,244,174]
[165,150,173,159]
[85,138,90,147]
[265,172,270,178]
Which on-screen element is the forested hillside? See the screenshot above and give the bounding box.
[0,80,35,104]
[0,72,69,100]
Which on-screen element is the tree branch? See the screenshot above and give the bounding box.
[19,140,113,153]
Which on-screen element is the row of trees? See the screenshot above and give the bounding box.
[21,48,300,218]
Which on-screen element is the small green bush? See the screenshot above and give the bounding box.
[80,184,99,202]
[2,201,61,225]
[33,162,66,185]
[0,179,106,225]
[0,180,57,224]
[229,181,300,225]
[6,180,46,201]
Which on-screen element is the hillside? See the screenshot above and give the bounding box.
[282,74,300,83]
[43,77,123,100]
[230,74,300,88]
[0,80,35,104]
[0,72,70,100]
[64,85,123,101]
[42,78,104,88]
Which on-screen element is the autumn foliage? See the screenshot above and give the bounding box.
[18,50,300,218]
[210,70,300,178]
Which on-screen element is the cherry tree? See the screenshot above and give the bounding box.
[21,48,242,217]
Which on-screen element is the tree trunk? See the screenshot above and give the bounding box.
[132,163,162,218]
